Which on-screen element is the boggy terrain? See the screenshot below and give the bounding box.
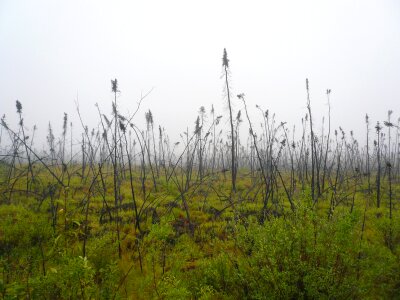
[1,60,400,298]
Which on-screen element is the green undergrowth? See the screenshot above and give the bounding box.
[1,170,400,299]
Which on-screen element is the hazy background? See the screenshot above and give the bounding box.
[1,0,399,149]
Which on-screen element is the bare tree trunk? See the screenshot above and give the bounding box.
[223,49,236,192]
[306,79,316,204]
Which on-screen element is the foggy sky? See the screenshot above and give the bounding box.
[1,0,400,149]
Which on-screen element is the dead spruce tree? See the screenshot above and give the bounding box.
[306,79,317,203]
[222,48,236,192]
[365,114,371,192]
[375,121,382,208]
[111,78,122,258]
[15,100,35,195]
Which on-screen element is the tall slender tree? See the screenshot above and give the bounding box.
[111,78,122,258]
[222,48,236,192]
[306,79,316,203]
[375,122,382,208]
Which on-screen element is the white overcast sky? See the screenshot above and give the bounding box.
[1,0,399,148]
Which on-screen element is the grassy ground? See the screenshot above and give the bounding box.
[1,167,399,299]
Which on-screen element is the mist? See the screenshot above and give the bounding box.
[1,0,399,147]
